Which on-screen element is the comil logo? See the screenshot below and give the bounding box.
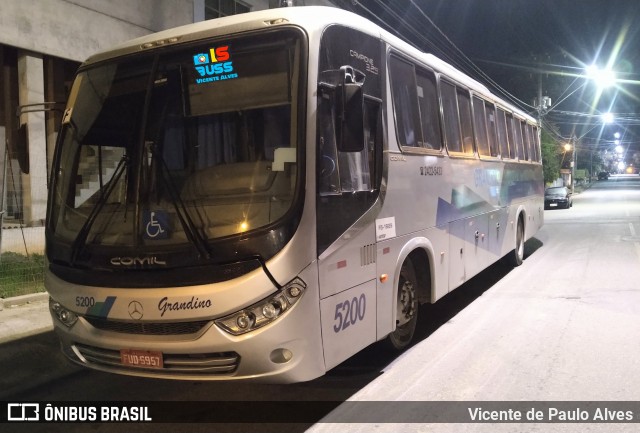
[193,45,238,84]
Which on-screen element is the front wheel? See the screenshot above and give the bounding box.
[385,260,419,351]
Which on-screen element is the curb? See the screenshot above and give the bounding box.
[0,292,49,311]
[0,293,53,344]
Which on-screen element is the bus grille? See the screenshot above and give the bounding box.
[84,317,211,335]
[73,343,240,375]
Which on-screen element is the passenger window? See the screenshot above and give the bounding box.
[457,88,474,155]
[485,103,499,157]
[530,125,540,162]
[520,121,530,161]
[496,108,509,158]
[389,56,422,147]
[473,97,490,156]
[506,113,516,159]
[415,68,442,150]
[441,81,462,153]
[513,118,524,160]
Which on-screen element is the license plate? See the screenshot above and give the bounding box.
[120,349,163,369]
[550,203,557,207]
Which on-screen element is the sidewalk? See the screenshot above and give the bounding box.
[0,293,52,344]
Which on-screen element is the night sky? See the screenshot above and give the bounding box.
[336,0,640,150]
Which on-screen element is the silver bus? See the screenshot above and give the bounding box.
[46,6,543,383]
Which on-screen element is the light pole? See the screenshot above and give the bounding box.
[563,142,576,193]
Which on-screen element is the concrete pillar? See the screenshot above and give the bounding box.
[18,51,47,226]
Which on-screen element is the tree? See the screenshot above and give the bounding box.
[541,128,561,184]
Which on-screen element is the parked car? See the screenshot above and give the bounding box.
[598,171,609,180]
[544,186,572,209]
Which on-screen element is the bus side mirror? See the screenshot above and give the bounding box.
[336,66,365,153]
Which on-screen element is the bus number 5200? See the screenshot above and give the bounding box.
[333,294,366,333]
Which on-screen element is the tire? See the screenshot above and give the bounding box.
[385,259,419,351]
[507,218,525,267]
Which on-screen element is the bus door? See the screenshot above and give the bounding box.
[315,25,384,369]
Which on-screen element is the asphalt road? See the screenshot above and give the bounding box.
[3,175,640,433]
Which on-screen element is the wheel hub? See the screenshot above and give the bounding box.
[397,280,416,326]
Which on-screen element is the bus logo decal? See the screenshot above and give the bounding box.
[193,45,238,84]
[128,301,144,320]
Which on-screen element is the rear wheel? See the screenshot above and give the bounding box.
[507,218,525,266]
[385,260,419,351]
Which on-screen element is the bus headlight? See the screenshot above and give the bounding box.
[49,298,79,328]
[215,278,306,335]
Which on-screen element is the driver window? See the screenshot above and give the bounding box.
[317,90,378,196]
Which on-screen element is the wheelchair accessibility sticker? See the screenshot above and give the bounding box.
[143,210,170,239]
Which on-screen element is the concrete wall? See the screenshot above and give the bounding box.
[0,0,197,62]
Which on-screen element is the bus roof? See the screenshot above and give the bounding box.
[84,6,535,123]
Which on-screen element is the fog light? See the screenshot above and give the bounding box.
[270,348,293,364]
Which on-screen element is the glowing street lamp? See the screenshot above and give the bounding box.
[601,112,614,124]
[586,64,616,89]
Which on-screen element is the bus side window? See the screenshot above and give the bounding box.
[496,108,509,159]
[486,103,499,157]
[317,90,379,195]
[530,125,540,162]
[513,117,524,160]
[318,91,341,195]
[521,121,531,161]
[473,96,490,157]
[506,113,517,159]
[416,68,442,150]
[457,88,474,155]
[389,56,423,148]
[441,81,462,153]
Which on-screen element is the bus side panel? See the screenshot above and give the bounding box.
[463,212,492,280]
[375,227,448,340]
[318,223,377,299]
[449,219,465,291]
[320,279,376,370]
[488,208,509,259]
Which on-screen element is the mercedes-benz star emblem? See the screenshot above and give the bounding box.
[128,301,144,320]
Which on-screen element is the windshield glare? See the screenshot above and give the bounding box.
[49,32,301,253]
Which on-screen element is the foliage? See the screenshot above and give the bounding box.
[541,128,561,184]
[0,252,45,298]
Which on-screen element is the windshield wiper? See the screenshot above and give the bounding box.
[151,144,211,259]
[70,155,128,265]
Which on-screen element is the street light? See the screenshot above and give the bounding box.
[586,64,616,89]
[602,112,615,124]
[563,142,576,192]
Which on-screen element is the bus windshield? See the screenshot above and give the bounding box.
[49,30,303,265]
